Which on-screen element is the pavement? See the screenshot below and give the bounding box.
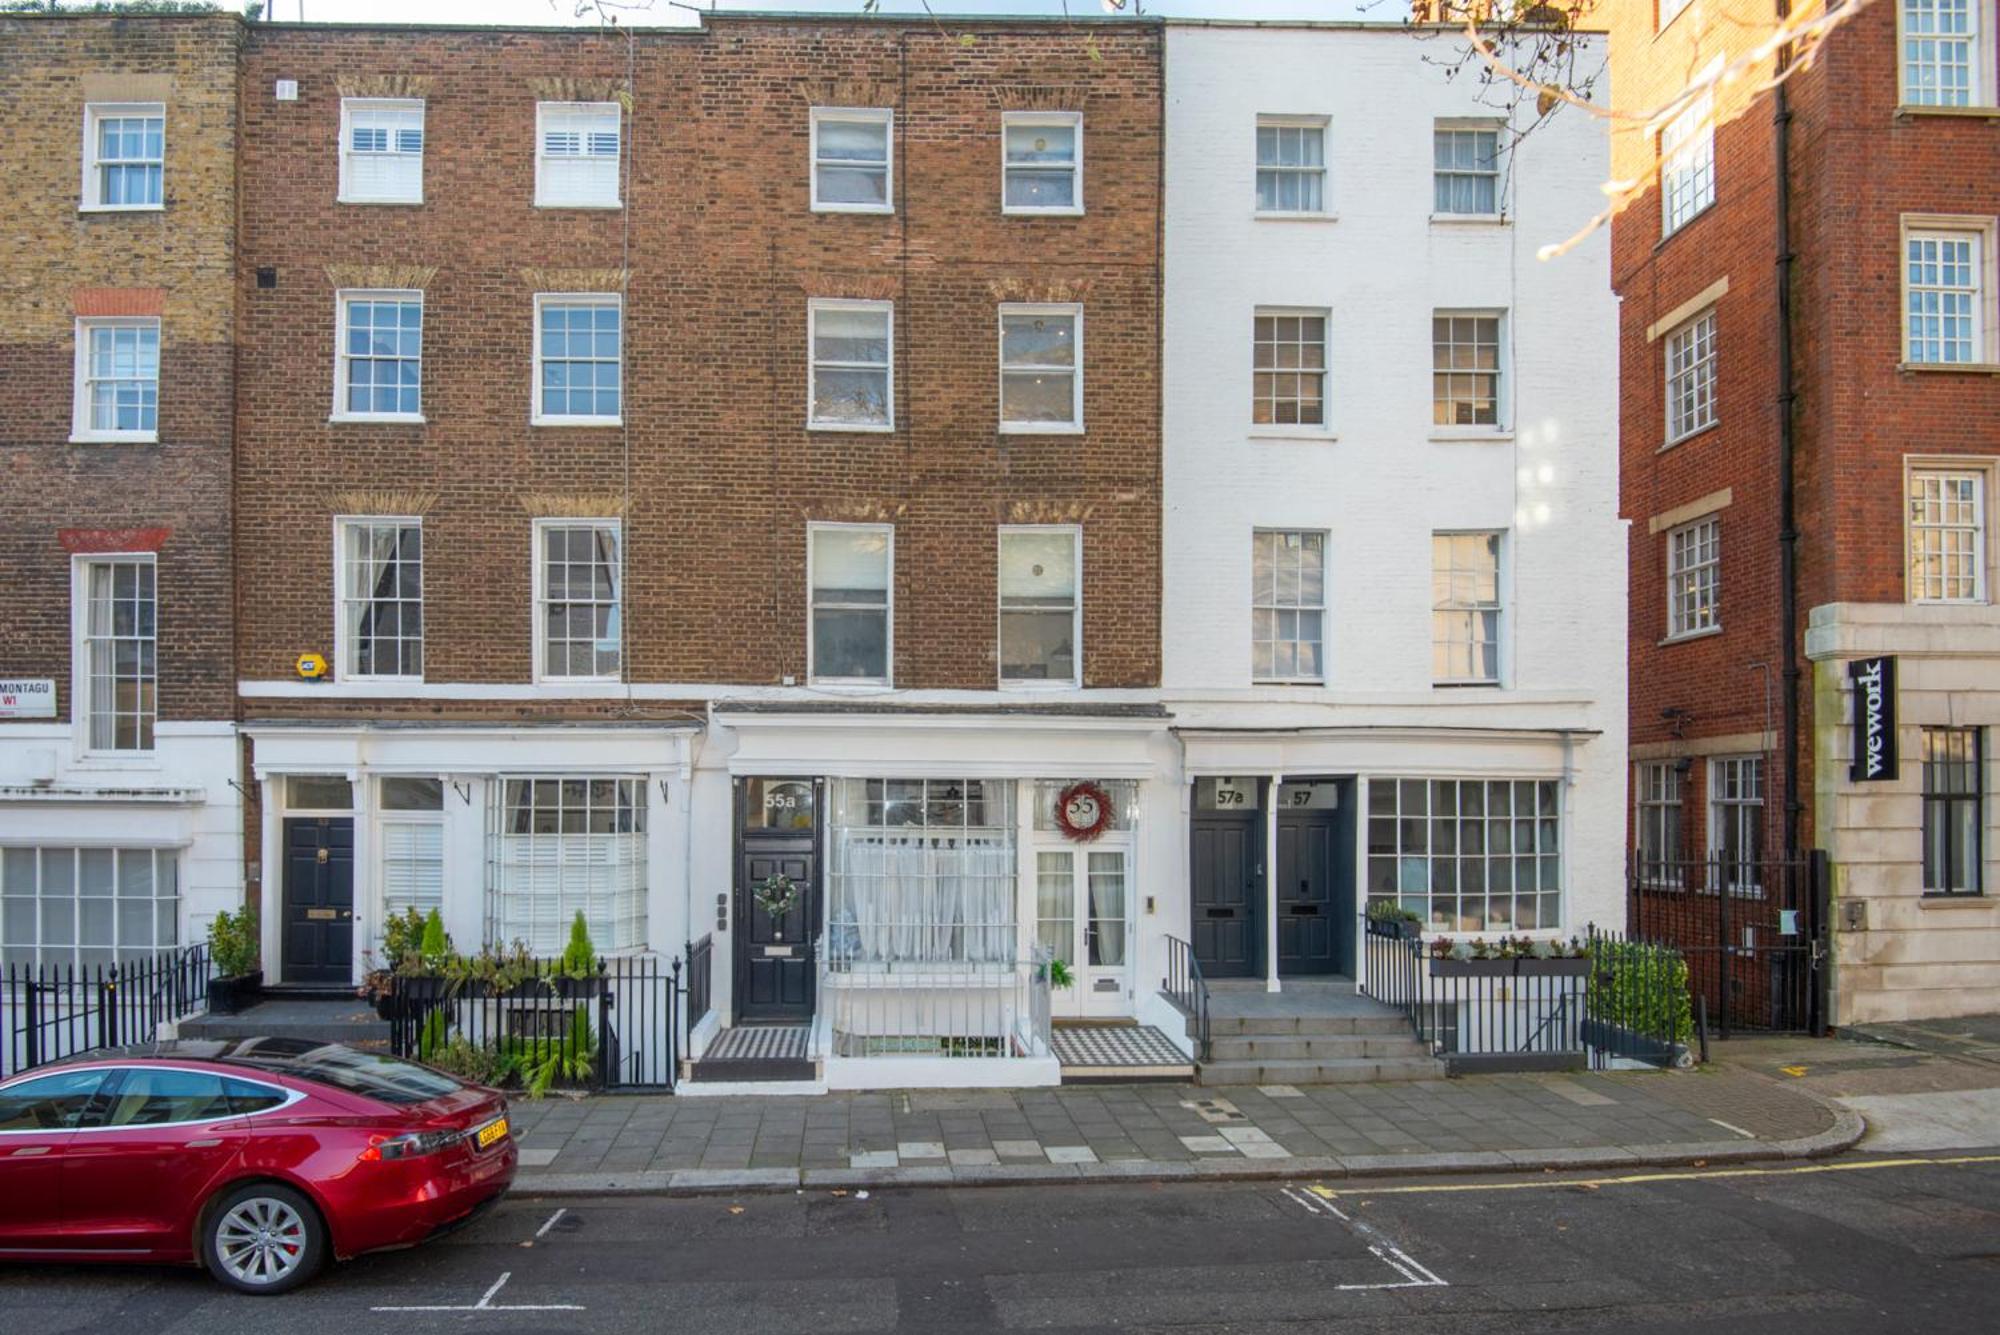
[505,1058,1864,1194]
[8,1159,1999,1331]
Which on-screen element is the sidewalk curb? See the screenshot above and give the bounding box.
[513,1108,1868,1199]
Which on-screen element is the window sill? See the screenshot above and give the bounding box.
[69,432,158,446]
[1919,892,1990,908]
[1428,430,1513,444]
[1898,361,2000,376]
[808,421,896,434]
[70,752,162,771]
[534,200,623,211]
[531,416,623,428]
[998,422,1085,436]
[78,203,164,215]
[1246,428,1338,443]
[1430,213,1509,226]
[1893,104,2000,121]
[811,203,895,216]
[1909,596,1992,608]
[1003,206,1085,218]
[806,679,895,692]
[1252,211,1337,223]
[1251,679,1327,688]
[340,675,424,687]
[534,676,624,688]
[999,679,1082,692]
[337,196,425,207]
[1659,420,1720,452]
[1660,625,1723,646]
[1433,681,1502,689]
[329,413,427,425]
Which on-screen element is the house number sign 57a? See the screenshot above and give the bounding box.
[1849,656,1898,783]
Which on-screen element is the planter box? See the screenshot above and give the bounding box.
[1519,956,1593,977]
[1367,918,1422,941]
[207,970,263,1016]
[1429,958,1515,978]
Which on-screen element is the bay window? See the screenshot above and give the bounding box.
[488,777,646,953]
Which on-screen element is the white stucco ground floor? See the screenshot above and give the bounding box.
[220,695,1626,1089]
[1810,603,2000,1026]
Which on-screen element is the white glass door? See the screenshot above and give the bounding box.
[1035,845,1131,1018]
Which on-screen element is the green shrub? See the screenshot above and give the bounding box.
[559,911,597,979]
[382,907,428,972]
[418,908,453,974]
[1587,938,1695,1046]
[207,906,260,978]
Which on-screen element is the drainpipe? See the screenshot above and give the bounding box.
[1774,23,1801,862]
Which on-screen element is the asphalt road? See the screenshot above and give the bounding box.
[3,1154,1997,1332]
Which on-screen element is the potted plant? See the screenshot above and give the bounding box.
[552,911,603,999]
[1428,935,1515,977]
[206,906,262,1014]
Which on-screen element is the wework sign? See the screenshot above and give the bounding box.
[1848,656,1898,783]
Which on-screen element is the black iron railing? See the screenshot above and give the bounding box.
[2,944,213,1078]
[386,954,680,1093]
[1161,934,1211,1063]
[685,934,713,1031]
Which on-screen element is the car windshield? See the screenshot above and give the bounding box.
[214,1039,462,1106]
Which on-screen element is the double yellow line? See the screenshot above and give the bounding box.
[1304,1152,2000,1200]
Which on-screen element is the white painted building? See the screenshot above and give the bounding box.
[1157,23,1627,991]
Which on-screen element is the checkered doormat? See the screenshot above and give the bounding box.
[1051,1024,1190,1070]
[707,1024,810,1062]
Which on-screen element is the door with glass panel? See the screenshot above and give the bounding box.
[1035,846,1131,1018]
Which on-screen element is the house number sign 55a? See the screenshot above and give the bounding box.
[1849,656,1898,783]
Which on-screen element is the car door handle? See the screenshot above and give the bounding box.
[10,1145,52,1157]
[187,1138,223,1148]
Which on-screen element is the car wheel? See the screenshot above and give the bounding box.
[201,1182,327,1295]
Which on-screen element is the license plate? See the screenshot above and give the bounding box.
[475,1117,509,1150]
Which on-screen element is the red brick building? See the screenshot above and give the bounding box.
[0,13,244,974]
[1608,0,2000,1025]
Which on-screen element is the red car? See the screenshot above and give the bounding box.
[0,1038,517,1294]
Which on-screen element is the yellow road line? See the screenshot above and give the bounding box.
[1305,1153,2000,1200]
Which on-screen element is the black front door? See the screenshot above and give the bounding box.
[1191,815,1260,978]
[1276,807,1338,975]
[737,838,815,1020]
[282,817,353,984]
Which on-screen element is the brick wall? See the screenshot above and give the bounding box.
[0,14,239,724]
[234,18,1163,711]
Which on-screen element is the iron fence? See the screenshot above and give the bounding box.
[1360,919,1697,1073]
[1627,851,1829,1036]
[1161,934,1212,1062]
[820,943,1053,1061]
[685,934,713,1032]
[2,945,213,1078]
[386,954,680,1093]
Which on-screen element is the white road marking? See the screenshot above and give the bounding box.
[535,1207,568,1239]
[1709,1118,1756,1139]
[1279,1186,1449,1290]
[369,1269,587,1313]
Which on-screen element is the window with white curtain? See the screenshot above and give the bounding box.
[999,526,1080,686]
[1433,124,1499,215]
[1002,111,1082,213]
[811,107,893,212]
[488,777,646,953]
[1432,531,1501,686]
[808,300,892,429]
[337,519,422,679]
[999,305,1083,431]
[378,777,444,923]
[1254,116,1327,214]
[810,524,892,683]
[536,102,621,208]
[826,779,1017,966]
[0,847,178,969]
[339,99,424,204]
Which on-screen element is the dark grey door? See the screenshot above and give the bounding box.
[1276,810,1338,976]
[282,817,353,984]
[1191,816,1259,978]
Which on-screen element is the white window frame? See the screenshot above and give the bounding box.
[1658,0,1696,32]
[1906,461,1993,603]
[331,288,424,423]
[1000,111,1083,217]
[1707,755,1765,897]
[1431,309,1507,433]
[334,516,424,682]
[376,777,446,927]
[1658,83,1716,239]
[997,524,1083,690]
[1633,760,1685,885]
[1253,115,1330,218]
[71,552,157,759]
[997,303,1084,435]
[80,102,164,213]
[70,316,161,445]
[1432,120,1504,220]
[0,847,179,970]
[1251,307,1330,430]
[809,107,894,215]
[1664,307,1719,444]
[1900,215,1998,367]
[532,518,623,685]
[807,298,894,432]
[337,98,424,206]
[532,292,623,427]
[1431,530,1504,687]
[1666,515,1721,640]
[1251,528,1327,685]
[807,522,895,688]
[1898,0,1997,109]
[488,776,648,954]
[534,101,623,210]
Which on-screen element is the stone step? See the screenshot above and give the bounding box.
[180,998,390,1044]
[1195,1055,1442,1087]
[1198,1013,1415,1039]
[1205,1034,1429,1062]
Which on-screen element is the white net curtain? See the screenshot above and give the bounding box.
[827,779,1017,966]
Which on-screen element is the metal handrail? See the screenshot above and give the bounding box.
[1161,935,1211,1063]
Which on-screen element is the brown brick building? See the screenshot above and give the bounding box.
[0,12,244,972]
[1609,0,2000,1025]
